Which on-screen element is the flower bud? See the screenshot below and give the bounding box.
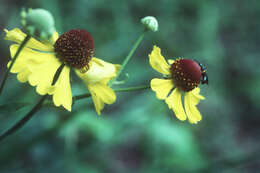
[20,8,55,41]
[141,16,158,32]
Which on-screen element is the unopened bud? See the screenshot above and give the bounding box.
[141,16,158,32]
[20,8,55,41]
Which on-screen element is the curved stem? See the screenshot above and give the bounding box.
[0,35,31,96]
[0,64,65,142]
[0,95,47,142]
[109,30,147,86]
[73,85,150,102]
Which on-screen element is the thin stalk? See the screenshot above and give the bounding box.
[113,85,150,93]
[0,63,65,142]
[73,85,150,102]
[109,30,147,86]
[0,95,47,142]
[0,35,31,96]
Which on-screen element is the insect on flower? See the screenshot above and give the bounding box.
[194,59,208,85]
[149,46,207,124]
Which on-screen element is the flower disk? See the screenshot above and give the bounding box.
[170,59,202,92]
[54,29,94,69]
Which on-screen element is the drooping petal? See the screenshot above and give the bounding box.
[27,55,62,95]
[52,66,72,111]
[75,57,120,85]
[75,57,119,115]
[9,44,48,73]
[148,45,171,75]
[184,92,202,124]
[9,44,72,111]
[150,78,173,100]
[90,90,105,115]
[88,83,116,115]
[4,28,54,51]
[166,88,187,121]
[190,88,205,105]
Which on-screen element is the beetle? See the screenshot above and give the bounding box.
[194,59,208,85]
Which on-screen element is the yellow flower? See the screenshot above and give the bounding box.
[4,28,119,114]
[149,45,206,124]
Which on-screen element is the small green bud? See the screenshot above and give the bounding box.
[20,8,55,41]
[141,16,158,32]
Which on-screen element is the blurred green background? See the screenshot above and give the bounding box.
[1,0,260,172]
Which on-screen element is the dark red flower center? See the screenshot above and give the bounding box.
[170,58,202,92]
[54,29,94,70]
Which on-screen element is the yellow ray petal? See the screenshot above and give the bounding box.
[9,44,49,73]
[17,68,31,83]
[50,31,59,44]
[88,83,116,115]
[148,45,171,75]
[75,58,118,115]
[4,28,54,51]
[90,91,105,115]
[27,57,61,95]
[184,92,202,124]
[190,88,205,105]
[167,59,175,65]
[150,78,173,100]
[52,66,72,111]
[89,83,116,104]
[166,88,187,121]
[75,57,120,85]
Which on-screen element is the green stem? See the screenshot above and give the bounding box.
[113,85,150,93]
[0,64,65,142]
[109,30,147,86]
[73,85,150,102]
[0,95,47,142]
[0,35,31,96]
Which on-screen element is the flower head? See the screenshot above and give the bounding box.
[54,29,94,71]
[149,45,206,124]
[4,28,119,114]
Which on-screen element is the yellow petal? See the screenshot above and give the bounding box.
[27,55,61,95]
[90,91,105,115]
[9,41,72,111]
[167,59,175,65]
[17,68,31,83]
[9,44,47,73]
[184,92,202,124]
[50,31,59,44]
[166,88,187,121]
[52,66,72,111]
[4,28,53,51]
[189,88,205,105]
[75,57,118,115]
[75,57,120,85]
[192,88,205,99]
[148,45,170,75]
[150,78,173,100]
[88,83,116,115]
[28,60,72,111]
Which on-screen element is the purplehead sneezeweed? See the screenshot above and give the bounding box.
[0,8,207,142]
[0,9,157,141]
[4,8,120,114]
[149,46,208,124]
